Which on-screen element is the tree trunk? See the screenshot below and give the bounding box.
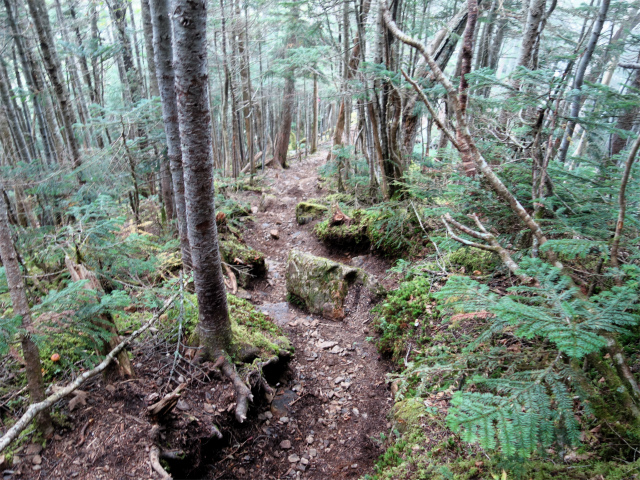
[0,198,53,437]
[172,0,231,357]
[25,0,82,174]
[141,0,160,98]
[311,73,318,153]
[274,75,295,168]
[611,67,640,158]
[557,0,611,163]
[149,0,192,269]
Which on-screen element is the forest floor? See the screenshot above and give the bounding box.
[11,145,397,480]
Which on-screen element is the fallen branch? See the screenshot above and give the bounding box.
[0,293,178,454]
[442,213,532,283]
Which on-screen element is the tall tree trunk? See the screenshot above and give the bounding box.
[0,60,32,165]
[141,0,160,98]
[310,73,318,153]
[149,0,192,269]
[172,0,231,357]
[26,0,83,174]
[108,0,142,104]
[274,75,295,168]
[0,198,53,437]
[557,0,611,163]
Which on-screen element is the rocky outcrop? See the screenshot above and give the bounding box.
[285,249,380,320]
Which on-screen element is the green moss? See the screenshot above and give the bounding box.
[219,239,267,286]
[176,293,292,361]
[295,201,329,225]
[227,294,293,359]
[445,246,499,273]
[372,276,436,363]
[313,214,370,247]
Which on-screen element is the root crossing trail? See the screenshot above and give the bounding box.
[228,146,395,479]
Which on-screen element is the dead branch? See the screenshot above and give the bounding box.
[329,204,352,226]
[223,264,238,295]
[442,213,533,283]
[0,293,178,454]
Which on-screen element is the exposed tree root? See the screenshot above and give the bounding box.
[147,383,187,418]
[150,445,172,479]
[220,360,254,423]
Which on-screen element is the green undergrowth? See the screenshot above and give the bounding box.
[371,275,437,363]
[367,258,640,479]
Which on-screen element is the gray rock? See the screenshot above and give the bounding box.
[285,250,378,320]
[288,454,300,463]
[280,440,292,450]
[176,400,190,411]
[318,341,338,349]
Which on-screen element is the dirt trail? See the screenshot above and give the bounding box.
[226,146,395,479]
[10,146,394,480]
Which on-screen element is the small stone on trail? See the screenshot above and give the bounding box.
[25,444,43,456]
[301,457,309,465]
[236,288,252,300]
[280,416,289,423]
[265,411,273,419]
[270,229,279,239]
[330,345,343,354]
[288,454,300,463]
[251,206,258,214]
[318,341,338,349]
[31,455,42,465]
[333,377,345,384]
[204,403,214,414]
[309,448,317,457]
[306,435,314,444]
[280,440,292,450]
[351,464,359,469]
[176,399,190,411]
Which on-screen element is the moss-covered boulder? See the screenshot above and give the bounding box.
[313,213,370,247]
[445,246,499,273]
[219,239,267,286]
[295,201,328,225]
[285,249,378,320]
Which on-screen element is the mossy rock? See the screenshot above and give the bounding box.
[445,246,499,273]
[219,239,267,286]
[313,212,370,248]
[285,249,377,320]
[295,201,328,225]
[227,295,293,361]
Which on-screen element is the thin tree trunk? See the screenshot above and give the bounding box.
[172,0,231,357]
[149,0,192,269]
[26,0,82,174]
[310,73,318,153]
[0,197,53,437]
[141,0,160,98]
[557,0,611,163]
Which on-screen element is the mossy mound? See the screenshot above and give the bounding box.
[295,201,328,225]
[313,205,426,257]
[219,239,267,286]
[445,246,499,274]
[176,293,292,362]
[372,275,436,363]
[227,295,293,361]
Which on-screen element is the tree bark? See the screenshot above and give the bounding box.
[310,73,318,153]
[0,196,53,437]
[141,0,160,98]
[149,0,192,269]
[557,0,611,163]
[25,0,82,174]
[172,0,231,356]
